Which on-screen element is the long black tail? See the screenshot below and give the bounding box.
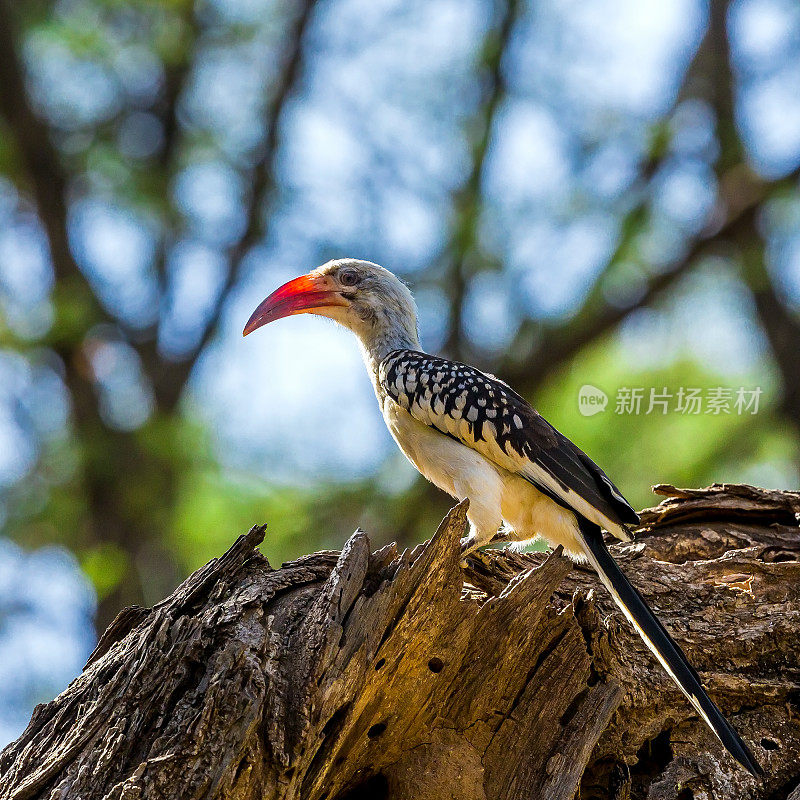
[577,518,762,777]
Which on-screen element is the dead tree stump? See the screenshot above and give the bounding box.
[1,484,798,800]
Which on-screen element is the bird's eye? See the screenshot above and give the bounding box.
[339,269,360,287]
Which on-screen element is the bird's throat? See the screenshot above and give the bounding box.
[356,323,420,392]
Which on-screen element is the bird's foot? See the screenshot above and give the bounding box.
[460,529,513,566]
[460,535,476,555]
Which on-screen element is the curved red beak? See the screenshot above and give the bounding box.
[243,273,348,336]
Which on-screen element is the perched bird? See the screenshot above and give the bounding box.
[244,258,762,776]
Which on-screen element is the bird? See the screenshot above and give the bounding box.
[243,257,762,777]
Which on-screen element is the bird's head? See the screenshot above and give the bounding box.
[243,259,420,357]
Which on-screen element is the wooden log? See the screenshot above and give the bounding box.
[1,484,798,800]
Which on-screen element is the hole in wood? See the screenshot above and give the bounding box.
[233,756,249,784]
[334,774,389,800]
[560,688,588,726]
[761,737,779,750]
[322,704,351,736]
[626,729,674,790]
[374,658,385,670]
[427,657,444,673]
[367,721,387,739]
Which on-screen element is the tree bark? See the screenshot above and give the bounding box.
[1,484,798,800]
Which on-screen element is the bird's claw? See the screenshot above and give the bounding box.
[460,536,478,555]
[461,529,511,557]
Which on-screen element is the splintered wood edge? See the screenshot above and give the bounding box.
[639,483,800,530]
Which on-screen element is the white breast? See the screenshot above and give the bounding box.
[381,398,507,538]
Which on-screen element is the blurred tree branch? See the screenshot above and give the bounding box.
[498,0,800,421]
[0,0,318,627]
[441,0,520,361]
[0,3,107,304]
[701,0,800,433]
[500,0,754,393]
[0,0,170,618]
[150,4,200,297]
[501,166,799,396]
[145,0,318,412]
[738,224,800,425]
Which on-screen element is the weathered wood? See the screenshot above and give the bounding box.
[0,484,798,800]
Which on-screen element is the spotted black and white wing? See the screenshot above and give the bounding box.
[379,349,638,536]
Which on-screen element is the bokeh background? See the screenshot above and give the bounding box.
[0,0,798,746]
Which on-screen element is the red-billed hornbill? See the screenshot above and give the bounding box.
[244,258,762,776]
